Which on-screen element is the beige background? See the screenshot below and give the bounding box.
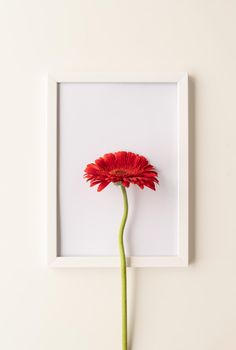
[0,1,236,349]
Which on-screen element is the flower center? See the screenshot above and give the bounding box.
[110,169,127,176]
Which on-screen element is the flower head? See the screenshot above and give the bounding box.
[84,151,159,192]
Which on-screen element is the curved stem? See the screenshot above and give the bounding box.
[118,185,128,350]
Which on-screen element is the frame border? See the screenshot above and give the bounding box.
[46,72,188,268]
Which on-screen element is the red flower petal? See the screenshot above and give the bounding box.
[97,181,110,192]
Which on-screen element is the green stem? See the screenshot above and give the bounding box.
[118,185,128,350]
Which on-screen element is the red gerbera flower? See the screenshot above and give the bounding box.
[84,151,159,192]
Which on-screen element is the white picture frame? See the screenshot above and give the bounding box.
[46,72,188,268]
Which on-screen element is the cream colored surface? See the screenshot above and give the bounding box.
[0,1,236,349]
